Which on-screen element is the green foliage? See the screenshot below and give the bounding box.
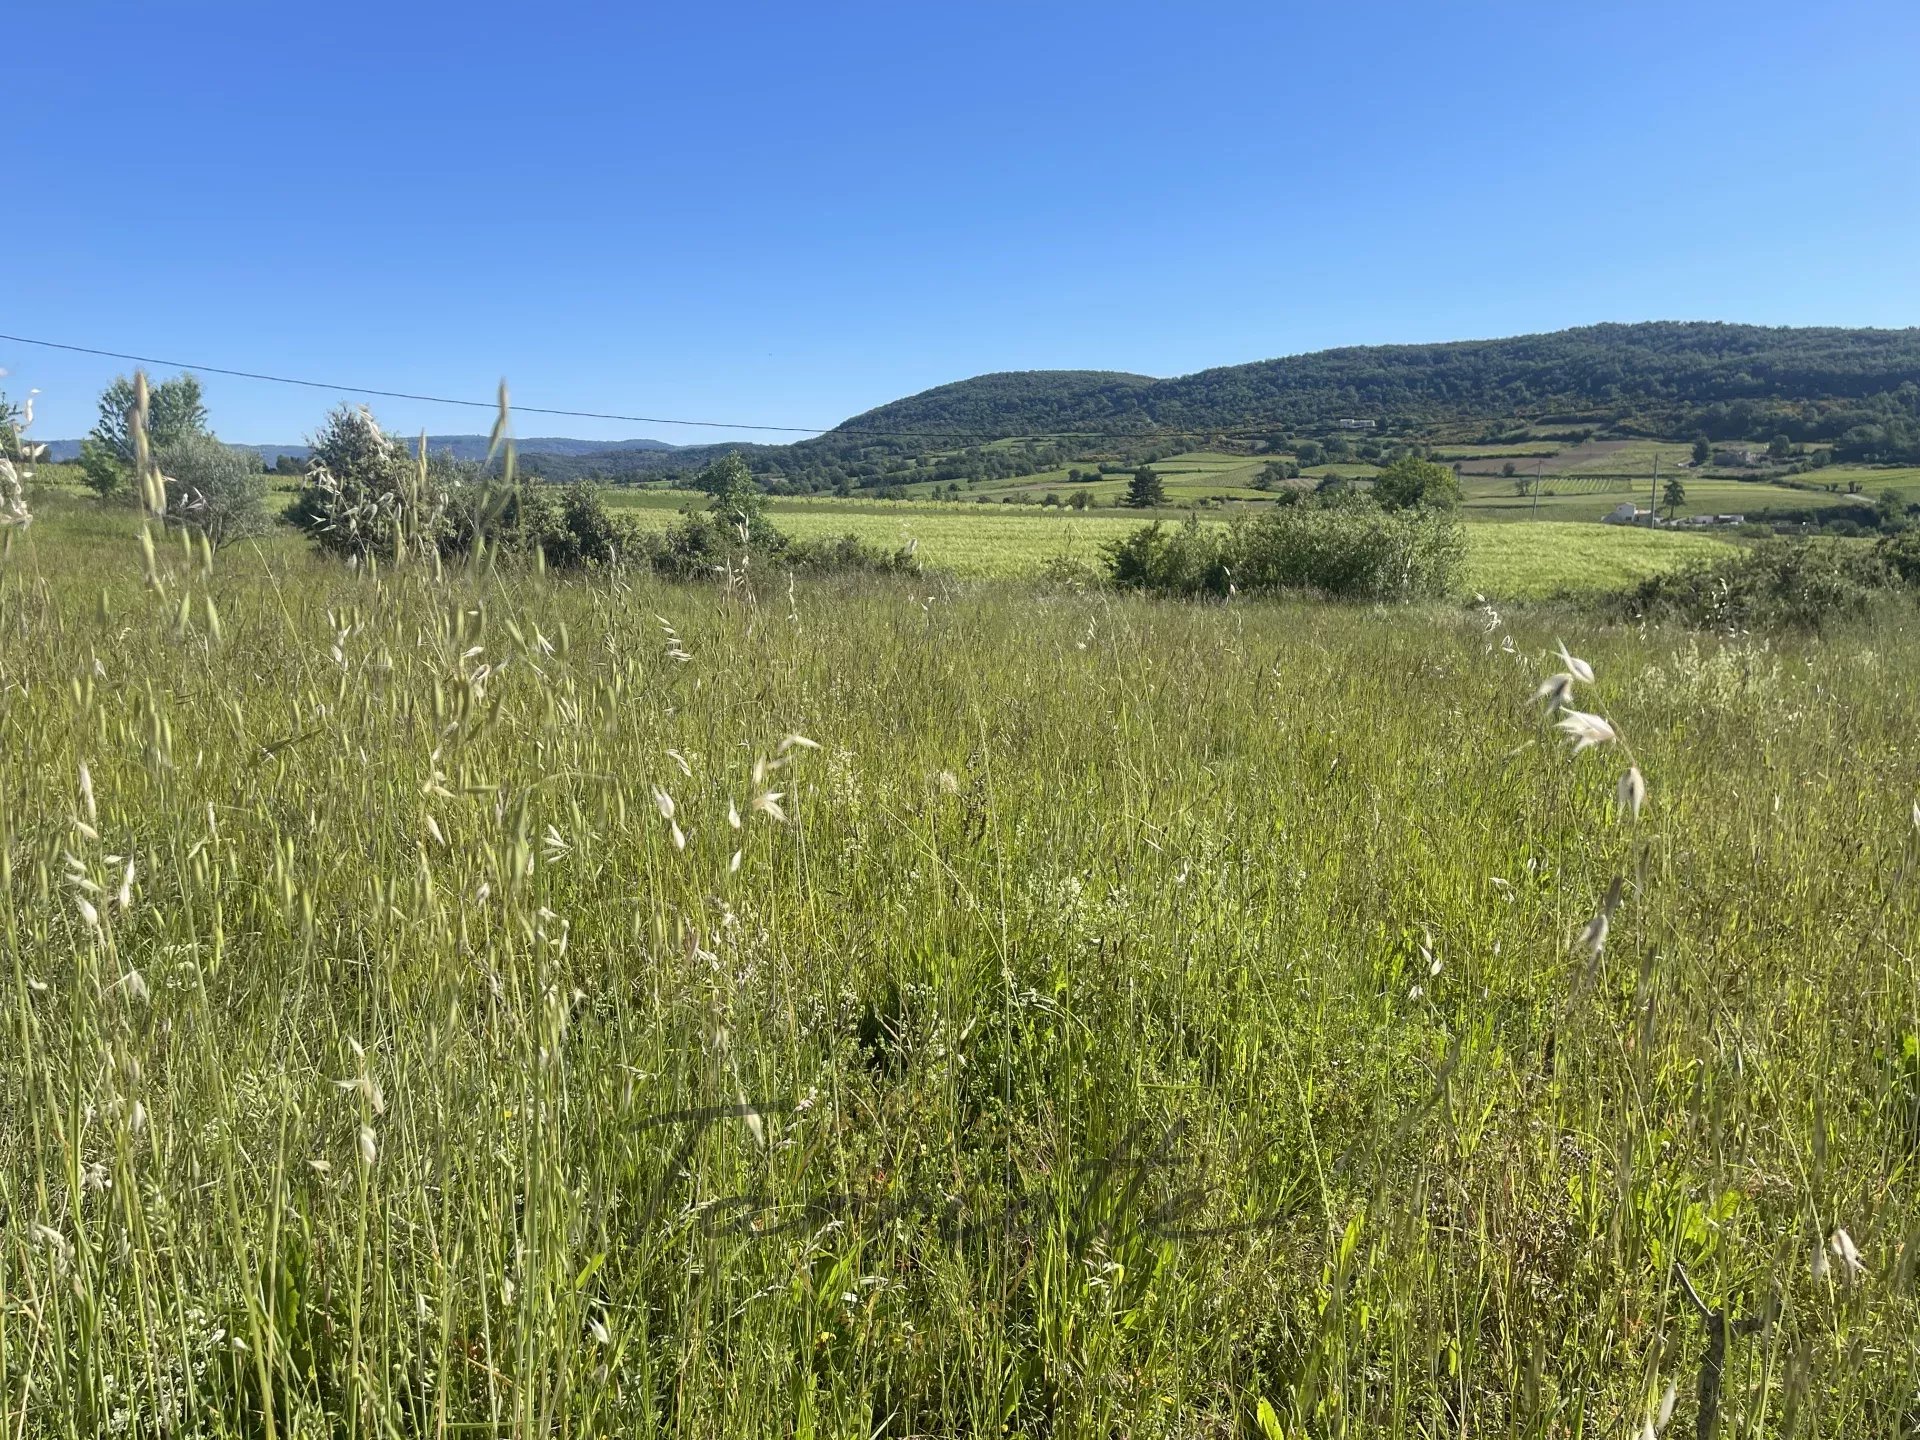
[1662,475,1687,518]
[1874,525,1920,586]
[81,372,209,498]
[1370,454,1460,511]
[829,322,1920,445]
[692,453,772,536]
[1124,466,1166,508]
[1617,538,1897,630]
[289,405,446,560]
[1103,502,1464,601]
[155,433,270,548]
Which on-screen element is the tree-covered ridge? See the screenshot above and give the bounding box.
[830,322,1920,442]
[832,369,1157,437]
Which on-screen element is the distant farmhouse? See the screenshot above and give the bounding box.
[1336,418,1376,430]
[1603,502,1655,527]
[1601,501,1744,528]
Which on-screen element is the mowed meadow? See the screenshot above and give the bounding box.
[3,498,1919,1439]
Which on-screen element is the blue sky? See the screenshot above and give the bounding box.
[9,0,1919,443]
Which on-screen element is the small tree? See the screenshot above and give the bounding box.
[1691,436,1712,466]
[157,433,270,547]
[1125,466,1165,508]
[1662,475,1687,519]
[693,453,771,538]
[1371,454,1461,511]
[1768,433,1793,460]
[1875,488,1908,532]
[290,405,449,561]
[81,373,208,498]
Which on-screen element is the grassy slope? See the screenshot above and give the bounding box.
[2,510,1915,1434]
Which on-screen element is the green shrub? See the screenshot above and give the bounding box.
[1231,501,1465,599]
[1102,503,1464,602]
[290,405,450,561]
[1617,539,1893,631]
[155,433,271,548]
[783,532,922,575]
[1876,526,1920,588]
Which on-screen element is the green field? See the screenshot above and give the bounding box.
[597,494,1736,596]
[2,502,1915,1435]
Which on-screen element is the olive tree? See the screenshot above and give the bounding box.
[156,433,270,548]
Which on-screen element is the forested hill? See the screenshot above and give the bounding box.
[829,322,1920,441]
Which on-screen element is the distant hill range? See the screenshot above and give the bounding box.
[38,323,1920,482]
[826,321,1920,440]
[40,434,680,466]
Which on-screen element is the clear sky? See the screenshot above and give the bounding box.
[9,0,1919,444]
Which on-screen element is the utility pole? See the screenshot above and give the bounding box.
[1529,458,1542,522]
[1649,450,1661,523]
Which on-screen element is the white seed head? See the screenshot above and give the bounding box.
[75,896,100,929]
[1617,766,1647,822]
[751,791,787,823]
[1555,709,1617,754]
[651,786,675,821]
[1532,673,1575,710]
[1554,640,1595,685]
[358,1124,378,1167]
[1656,1382,1678,1431]
[1829,1227,1865,1279]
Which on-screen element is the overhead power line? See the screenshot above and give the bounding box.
[0,330,1252,445]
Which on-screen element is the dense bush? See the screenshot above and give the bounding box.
[155,433,270,548]
[445,480,643,569]
[1102,502,1465,602]
[1616,539,1897,631]
[290,406,447,561]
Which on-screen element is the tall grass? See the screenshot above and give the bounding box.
[1,489,1917,1436]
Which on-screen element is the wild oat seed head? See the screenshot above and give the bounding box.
[1555,710,1617,754]
[1553,640,1595,685]
[1531,673,1574,710]
[1617,766,1647,822]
